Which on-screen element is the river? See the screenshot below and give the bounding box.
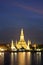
[0,52,43,65]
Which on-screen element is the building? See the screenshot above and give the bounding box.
[0,29,31,51]
[11,40,17,51]
[16,29,29,50]
[27,40,31,50]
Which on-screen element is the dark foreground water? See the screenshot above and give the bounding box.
[0,52,43,65]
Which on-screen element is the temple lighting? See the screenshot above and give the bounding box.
[16,29,28,50]
[11,40,16,51]
[0,48,4,51]
[0,52,1,55]
[20,28,24,41]
[27,40,31,50]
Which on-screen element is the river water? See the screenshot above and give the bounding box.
[0,52,43,65]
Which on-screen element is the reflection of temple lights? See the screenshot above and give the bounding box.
[0,52,4,57]
[36,52,41,55]
[0,52,4,65]
[23,52,25,55]
[26,52,31,65]
[14,52,17,56]
[18,52,25,65]
[0,52,1,55]
[36,52,41,64]
[11,52,14,65]
[14,52,17,61]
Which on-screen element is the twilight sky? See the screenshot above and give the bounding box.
[0,0,43,43]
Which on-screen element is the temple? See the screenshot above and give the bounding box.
[11,40,16,51]
[16,29,28,50]
[0,29,42,52]
[27,40,31,50]
[10,29,31,51]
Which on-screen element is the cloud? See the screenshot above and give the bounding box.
[0,1,43,15]
[12,2,43,15]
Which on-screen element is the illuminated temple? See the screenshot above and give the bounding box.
[0,29,42,52]
[11,40,17,51]
[16,29,31,50]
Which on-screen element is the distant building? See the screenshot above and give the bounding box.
[0,44,8,51]
[16,29,30,50]
[11,40,17,51]
[0,29,34,51]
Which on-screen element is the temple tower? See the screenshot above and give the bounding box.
[20,29,24,41]
[11,40,16,51]
[16,29,27,50]
[27,40,31,50]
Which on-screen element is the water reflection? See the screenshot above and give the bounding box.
[10,52,31,65]
[11,52,17,65]
[17,52,25,65]
[0,52,42,65]
[36,52,41,65]
[26,52,31,65]
[4,52,10,65]
[11,53,14,65]
[10,52,42,65]
[31,52,41,65]
[0,52,4,65]
[14,52,17,61]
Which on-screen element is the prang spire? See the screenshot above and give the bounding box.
[20,28,24,41]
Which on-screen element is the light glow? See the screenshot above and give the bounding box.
[0,48,4,51]
[11,40,17,51]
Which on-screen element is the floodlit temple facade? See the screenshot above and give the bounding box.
[11,29,31,51]
[0,29,42,52]
[16,29,31,50]
[16,29,27,50]
[11,40,17,51]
